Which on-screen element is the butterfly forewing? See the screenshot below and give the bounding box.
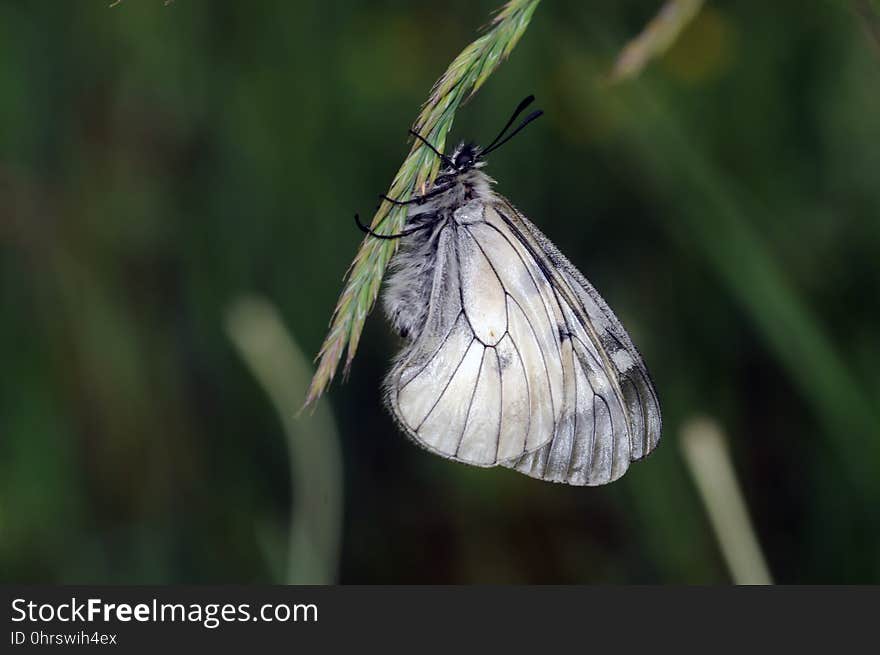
[494,198,661,484]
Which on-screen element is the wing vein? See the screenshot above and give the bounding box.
[416,337,475,431]
[456,346,486,457]
[494,348,503,462]
[494,205,632,441]
[507,294,557,430]
[481,221,564,365]
[399,310,465,392]
[506,321,533,456]
[565,336,579,481]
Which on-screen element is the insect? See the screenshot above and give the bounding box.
[355,96,661,485]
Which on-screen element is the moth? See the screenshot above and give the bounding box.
[356,96,661,485]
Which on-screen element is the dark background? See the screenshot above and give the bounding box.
[1,0,878,584]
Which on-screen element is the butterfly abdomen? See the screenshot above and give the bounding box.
[382,212,445,340]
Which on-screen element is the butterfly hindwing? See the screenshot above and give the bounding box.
[386,200,559,466]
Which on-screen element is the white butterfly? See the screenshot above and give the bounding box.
[357,97,661,485]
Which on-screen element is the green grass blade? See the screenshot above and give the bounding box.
[305,0,542,407]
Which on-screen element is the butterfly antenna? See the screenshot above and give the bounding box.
[480,109,544,156]
[408,130,455,168]
[481,94,535,154]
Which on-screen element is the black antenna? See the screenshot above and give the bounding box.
[481,95,535,154]
[354,213,437,240]
[408,130,455,168]
[480,109,543,156]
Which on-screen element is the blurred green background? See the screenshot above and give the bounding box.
[1,0,879,584]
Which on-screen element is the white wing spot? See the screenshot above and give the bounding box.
[611,349,634,371]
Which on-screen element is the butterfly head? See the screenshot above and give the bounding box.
[449,142,481,172]
[432,142,484,187]
[354,97,543,241]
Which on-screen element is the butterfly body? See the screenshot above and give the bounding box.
[382,148,491,339]
[380,139,661,486]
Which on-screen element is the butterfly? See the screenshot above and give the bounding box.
[356,96,661,485]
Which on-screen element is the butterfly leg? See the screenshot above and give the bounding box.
[380,183,454,207]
